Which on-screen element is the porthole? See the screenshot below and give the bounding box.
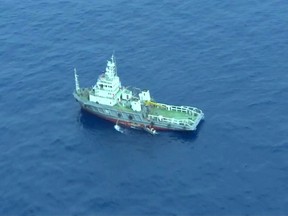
[128,115,133,120]
[118,113,122,118]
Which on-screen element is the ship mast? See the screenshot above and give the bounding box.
[112,51,117,76]
[74,68,80,92]
[105,54,117,79]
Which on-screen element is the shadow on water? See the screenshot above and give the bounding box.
[77,109,113,131]
[166,120,205,143]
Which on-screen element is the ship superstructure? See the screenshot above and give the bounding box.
[73,54,204,134]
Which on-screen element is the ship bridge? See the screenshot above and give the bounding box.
[89,54,122,106]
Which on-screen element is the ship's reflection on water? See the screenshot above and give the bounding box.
[166,121,204,143]
[78,109,112,130]
[77,108,204,143]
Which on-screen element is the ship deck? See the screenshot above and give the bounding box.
[113,103,134,113]
[75,88,200,122]
[113,103,198,121]
[149,106,198,121]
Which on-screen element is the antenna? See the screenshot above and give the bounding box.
[112,51,117,75]
[74,68,80,92]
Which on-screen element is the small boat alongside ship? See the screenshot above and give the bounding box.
[73,54,204,134]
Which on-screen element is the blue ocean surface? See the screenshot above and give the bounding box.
[1,0,288,215]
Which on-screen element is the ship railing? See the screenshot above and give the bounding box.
[147,114,195,126]
[76,88,90,100]
[154,103,203,116]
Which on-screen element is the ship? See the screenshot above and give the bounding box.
[73,54,204,134]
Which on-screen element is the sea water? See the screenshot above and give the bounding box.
[0,0,288,215]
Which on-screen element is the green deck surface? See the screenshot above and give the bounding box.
[113,104,133,113]
[149,106,198,121]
